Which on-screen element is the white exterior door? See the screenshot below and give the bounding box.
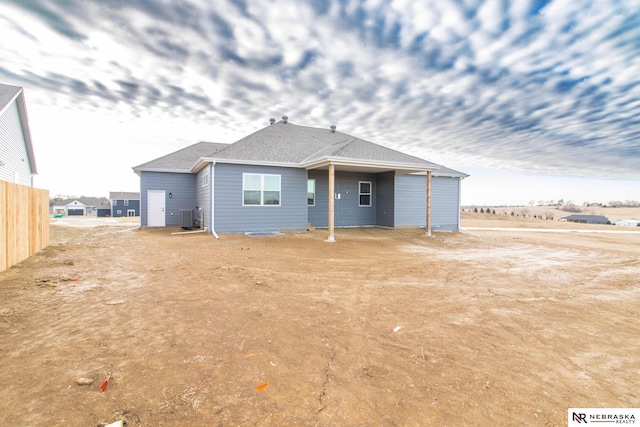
[148,190,166,227]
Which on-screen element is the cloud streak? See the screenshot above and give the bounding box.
[1,0,639,187]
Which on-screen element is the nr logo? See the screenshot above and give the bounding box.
[573,412,588,423]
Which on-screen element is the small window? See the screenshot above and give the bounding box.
[116,210,122,215]
[359,181,372,207]
[243,173,281,206]
[124,200,129,206]
[202,173,209,187]
[111,199,116,206]
[307,179,315,206]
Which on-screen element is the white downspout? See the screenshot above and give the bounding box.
[457,177,462,231]
[210,162,220,239]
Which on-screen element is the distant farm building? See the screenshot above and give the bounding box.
[615,219,640,227]
[563,214,609,224]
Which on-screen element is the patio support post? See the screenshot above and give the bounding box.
[326,163,335,242]
[426,170,432,236]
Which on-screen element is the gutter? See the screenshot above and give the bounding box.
[301,156,442,172]
[192,157,299,173]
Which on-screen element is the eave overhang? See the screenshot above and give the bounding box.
[132,167,193,176]
[412,170,470,179]
[301,156,441,174]
[2,88,38,175]
[191,157,300,173]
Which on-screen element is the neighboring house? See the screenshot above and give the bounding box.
[109,191,140,217]
[1,84,49,271]
[563,214,610,224]
[0,84,37,185]
[65,200,87,216]
[50,196,111,216]
[133,117,468,239]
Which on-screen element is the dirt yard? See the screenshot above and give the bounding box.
[1,214,638,426]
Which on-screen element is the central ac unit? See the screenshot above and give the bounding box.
[179,209,194,229]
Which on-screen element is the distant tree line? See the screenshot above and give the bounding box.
[606,200,639,207]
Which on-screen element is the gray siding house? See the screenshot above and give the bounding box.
[0,84,37,186]
[109,191,141,217]
[133,118,468,239]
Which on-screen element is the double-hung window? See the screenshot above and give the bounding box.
[359,181,372,207]
[243,173,281,206]
[202,173,209,187]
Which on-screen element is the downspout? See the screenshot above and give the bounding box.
[426,170,432,237]
[210,162,220,239]
[457,177,462,232]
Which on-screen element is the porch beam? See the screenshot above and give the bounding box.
[326,163,335,242]
[426,170,432,236]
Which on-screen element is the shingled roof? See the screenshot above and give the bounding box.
[133,141,229,172]
[0,84,22,112]
[134,120,467,178]
[207,120,441,168]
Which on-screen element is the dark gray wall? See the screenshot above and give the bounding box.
[335,172,377,226]
[213,163,308,233]
[139,172,197,227]
[307,169,328,227]
[375,172,395,227]
[307,170,378,227]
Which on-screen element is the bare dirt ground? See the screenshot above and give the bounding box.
[1,214,639,426]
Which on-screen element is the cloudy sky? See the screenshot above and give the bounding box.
[1,0,638,205]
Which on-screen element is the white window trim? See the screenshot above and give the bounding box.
[242,173,281,206]
[202,172,209,187]
[307,179,316,206]
[359,181,372,207]
[124,200,129,206]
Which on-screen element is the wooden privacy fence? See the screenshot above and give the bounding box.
[0,181,50,271]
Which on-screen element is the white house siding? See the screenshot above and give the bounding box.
[394,174,462,231]
[213,163,308,233]
[0,101,32,186]
[139,171,197,228]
